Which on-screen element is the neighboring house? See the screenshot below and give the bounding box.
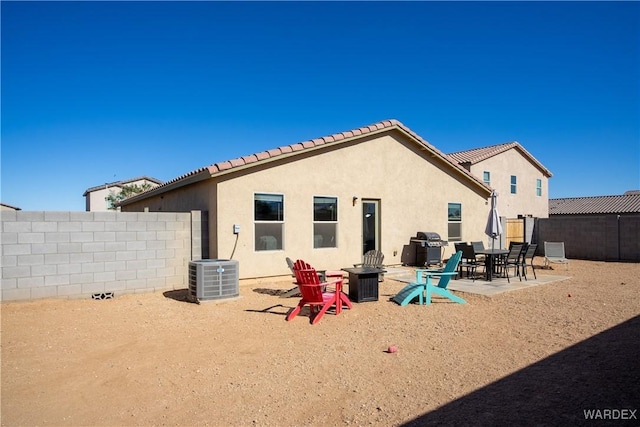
[83,176,163,211]
[0,203,21,211]
[447,142,552,219]
[536,192,640,261]
[548,192,640,216]
[120,119,494,279]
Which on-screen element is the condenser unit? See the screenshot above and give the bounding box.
[188,259,239,303]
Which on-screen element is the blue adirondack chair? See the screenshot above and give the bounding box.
[392,251,465,306]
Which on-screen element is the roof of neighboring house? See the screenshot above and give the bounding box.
[120,119,492,206]
[83,176,164,196]
[549,194,640,215]
[447,142,553,177]
[0,202,21,211]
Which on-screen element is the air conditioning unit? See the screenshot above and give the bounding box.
[188,259,239,303]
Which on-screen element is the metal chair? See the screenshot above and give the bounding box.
[520,243,538,280]
[455,243,484,281]
[499,244,525,283]
[544,242,569,270]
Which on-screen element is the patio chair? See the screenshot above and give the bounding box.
[280,257,335,298]
[392,251,464,306]
[459,243,485,281]
[544,242,569,270]
[285,266,352,324]
[353,249,385,282]
[471,241,486,263]
[279,257,302,298]
[498,244,525,283]
[520,243,538,280]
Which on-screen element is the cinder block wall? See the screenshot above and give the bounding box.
[1,211,202,301]
[535,214,640,262]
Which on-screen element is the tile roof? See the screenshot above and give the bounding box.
[447,142,553,177]
[549,194,640,215]
[0,202,21,211]
[122,119,490,204]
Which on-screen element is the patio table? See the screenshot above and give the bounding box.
[475,249,509,281]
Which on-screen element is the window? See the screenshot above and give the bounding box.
[483,171,490,186]
[313,196,337,248]
[447,203,462,241]
[536,179,542,197]
[254,193,284,251]
[510,175,517,194]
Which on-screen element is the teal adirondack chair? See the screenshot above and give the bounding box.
[392,251,465,306]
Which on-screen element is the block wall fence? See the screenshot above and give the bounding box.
[535,214,640,262]
[1,210,205,302]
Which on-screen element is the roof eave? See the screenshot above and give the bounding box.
[209,124,492,196]
[118,169,210,207]
[392,126,491,195]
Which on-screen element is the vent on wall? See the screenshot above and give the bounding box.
[188,259,239,303]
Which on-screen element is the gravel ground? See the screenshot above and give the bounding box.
[2,259,639,426]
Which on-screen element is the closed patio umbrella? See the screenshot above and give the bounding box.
[485,190,503,250]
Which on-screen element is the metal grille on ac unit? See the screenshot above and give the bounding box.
[188,259,239,303]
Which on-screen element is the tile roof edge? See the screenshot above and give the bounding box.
[550,194,640,201]
[83,176,164,196]
[125,118,491,201]
[447,141,552,178]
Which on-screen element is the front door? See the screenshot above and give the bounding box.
[362,199,380,255]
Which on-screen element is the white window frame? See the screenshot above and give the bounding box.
[447,202,462,242]
[536,179,542,197]
[312,195,338,249]
[254,192,284,252]
[510,175,517,194]
[483,171,491,186]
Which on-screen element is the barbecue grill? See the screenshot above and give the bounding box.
[401,231,448,267]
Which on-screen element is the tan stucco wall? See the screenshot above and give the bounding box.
[211,132,490,278]
[87,187,111,211]
[124,179,214,213]
[470,148,549,219]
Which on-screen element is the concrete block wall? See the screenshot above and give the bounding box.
[535,214,640,262]
[1,211,200,302]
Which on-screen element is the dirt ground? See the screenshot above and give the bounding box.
[2,259,639,427]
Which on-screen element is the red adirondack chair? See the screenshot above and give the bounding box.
[286,262,352,324]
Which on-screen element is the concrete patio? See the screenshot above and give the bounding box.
[384,267,571,297]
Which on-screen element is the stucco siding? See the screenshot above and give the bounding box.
[470,148,549,218]
[214,132,489,278]
[123,179,214,213]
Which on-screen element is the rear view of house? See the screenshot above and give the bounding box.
[120,120,494,279]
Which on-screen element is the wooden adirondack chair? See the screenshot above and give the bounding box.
[392,251,465,306]
[285,264,352,324]
[354,250,385,281]
[280,257,336,298]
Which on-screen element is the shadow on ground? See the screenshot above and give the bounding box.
[162,289,190,302]
[402,315,640,426]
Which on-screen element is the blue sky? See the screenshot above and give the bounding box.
[2,1,639,211]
